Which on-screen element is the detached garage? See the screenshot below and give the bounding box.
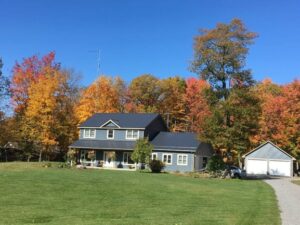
[243,141,295,177]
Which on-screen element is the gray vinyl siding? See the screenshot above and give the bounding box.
[79,128,144,141]
[154,152,194,172]
[246,143,291,160]
[144,116,168,141]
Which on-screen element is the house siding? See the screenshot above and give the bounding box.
[154,151,194,172]
[246,143,291,160]
[79,128,144,141]
[144,116,168,141]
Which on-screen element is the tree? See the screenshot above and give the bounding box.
[252,79,300,158]
[10,52,59,115]
[131,138,153,166]
[10,53,80,161]
[75,76,123,123]
[128,74,161,112]
[185,78,211,134]
[25,72,59,161]
[158,76,187,131]
[191,18,257,100]
[191,19,260,164]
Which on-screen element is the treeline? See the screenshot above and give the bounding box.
[0,19,299,163]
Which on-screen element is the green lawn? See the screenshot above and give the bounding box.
[0,163,280,225]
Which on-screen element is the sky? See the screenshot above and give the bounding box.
[1,0,299,86]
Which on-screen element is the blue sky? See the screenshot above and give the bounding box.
[1,0,299,86]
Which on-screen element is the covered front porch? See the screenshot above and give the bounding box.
[78,149,136,170]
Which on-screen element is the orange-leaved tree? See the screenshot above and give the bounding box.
[252,79,300,158]
[158,76,187,131]
[185,77,211,134]
[10,52,79,161]
[75,76,125,123]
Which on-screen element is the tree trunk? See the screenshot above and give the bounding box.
[39,149,42,162]
[238,152,242,168]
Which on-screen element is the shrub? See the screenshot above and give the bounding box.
[131,138,153,166]
[206,155,226,172]
[42,162,52,168]
[149,160,165,173]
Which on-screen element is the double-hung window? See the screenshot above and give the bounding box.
[151,153,158,160]
[107,129,114,139]
[84,129,96,138]
[177,154,188,165]
[126,130,139,140]
[162,154,172,165]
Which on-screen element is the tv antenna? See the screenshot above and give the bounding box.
[88,49,101,75]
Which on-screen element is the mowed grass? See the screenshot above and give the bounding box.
[0,163,280,225]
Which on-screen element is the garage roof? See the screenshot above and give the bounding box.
[243,141,295,160]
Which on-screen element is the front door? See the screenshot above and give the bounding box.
[104,151,115,168]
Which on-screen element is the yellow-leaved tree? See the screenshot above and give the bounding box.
[25,71,60,161]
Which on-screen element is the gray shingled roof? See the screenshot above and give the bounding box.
[79,113,160,128]
[151,132,200,152]
[69,139,136,150]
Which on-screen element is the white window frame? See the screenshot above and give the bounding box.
[177,154,188,166]
[107,129,114,139]
[151,153,158,160]
[126,130,139,140]
[83,129,96,138]
[162,153,172,165]
[123,152,134,165]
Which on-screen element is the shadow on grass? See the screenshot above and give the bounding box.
[243,175,284,180]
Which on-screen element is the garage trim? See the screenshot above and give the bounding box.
[243,141,295,177]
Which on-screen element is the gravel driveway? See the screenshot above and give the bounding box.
[264,178,300,225]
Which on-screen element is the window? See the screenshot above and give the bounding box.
[151,153,158,160]
[107,129,114,139]
[162,154,172,165]
[123,152,134,164]
[126,130,139,139]
[177,154,188,165]
[84,129,96,138]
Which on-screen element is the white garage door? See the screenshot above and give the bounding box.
[246,159,268,175]
[269,160,291,177]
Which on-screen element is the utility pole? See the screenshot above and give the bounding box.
[88,49,101,75]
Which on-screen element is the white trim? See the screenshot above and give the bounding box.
[83,129,96,138]
[151,153,158,160]
[177,154,188,166]
[243,141,295,160]
[103,151,116,168]
[125,129,139,140]
[100,119,121,128]
[162,153,172,165]
[106,129,114,139]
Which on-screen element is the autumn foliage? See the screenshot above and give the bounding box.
[252,79,300,157]
[75,76,124,123]
[185,78,211,134]
[4,19,300,162]
[10,52,78,161]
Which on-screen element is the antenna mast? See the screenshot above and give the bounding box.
[88,49,101,75]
